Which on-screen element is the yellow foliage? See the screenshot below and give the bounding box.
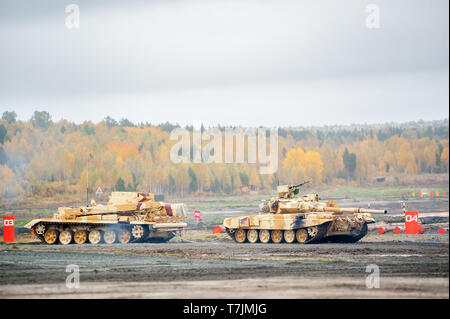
[0,119,447,198]
[282,148,324,183]
[441,146,449,171]
[107,141,139,160]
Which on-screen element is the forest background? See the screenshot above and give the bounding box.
[0,110,448,205]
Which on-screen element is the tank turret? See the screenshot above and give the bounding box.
[277,181,310,199]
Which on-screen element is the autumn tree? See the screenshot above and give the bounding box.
[31,111,52,131]
[188,167,198,192]
[282,148,324,184]
[0,124,6,144]
[0,165,23,198]
[120,118,135,127]
[2,111,17,124]
[342,148,356,179]
[396,142,418,174]
[0,147,6,165]
[115,177,126,191]
[103,117,117,128]
[441,146,449,173]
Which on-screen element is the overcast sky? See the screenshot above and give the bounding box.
[0,0,448,127]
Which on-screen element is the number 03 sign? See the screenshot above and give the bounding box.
[405,211,419,235]
[2,216,15,243]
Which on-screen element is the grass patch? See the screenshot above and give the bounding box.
[321,186,449,200]
[0,209,54,217]
[180,230,231,242]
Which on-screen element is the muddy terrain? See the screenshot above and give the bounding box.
[0,236,448,298]
[0,196,448,298]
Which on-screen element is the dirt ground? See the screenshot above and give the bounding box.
[0,236,448,298]
[1,276,447,299]
[0,197,448,299]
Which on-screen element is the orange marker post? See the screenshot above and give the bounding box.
[417,225,423,234]
[213,226,225,234]
[2,216,15,243]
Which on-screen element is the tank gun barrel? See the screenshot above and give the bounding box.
[289,181,310,189]
[277,201,387,214]
[322,207,387,214]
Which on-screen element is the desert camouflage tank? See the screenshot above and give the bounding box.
[223,182,386,244]
[24,192,187,245]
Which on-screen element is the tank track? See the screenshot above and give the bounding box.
[32,221,157,245]
[322,223,369,243]
[225,223,330,244]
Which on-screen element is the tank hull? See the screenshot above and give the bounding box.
[223,212,375,244]
[24,192,188,245]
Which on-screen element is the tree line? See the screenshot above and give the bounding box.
[0,110,448,201]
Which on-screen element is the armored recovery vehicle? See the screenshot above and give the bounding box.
[223,182,386,244]
[24,192,187,245]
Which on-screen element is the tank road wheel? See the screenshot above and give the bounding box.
[283,230,295,244]
[44,229,59,245]
[234,229,247,243]
[118,230,131,244]
[259,229,270,243]
[104,230,117,244]
[270,230,283,243]
[74,230,88,244]
[35,223,46,235]
[59,230,73,245]
[131,225,145,241]
[307,226,318,238]
[247,229,259,243]
[295,229,308,244]
[88,230,102,244]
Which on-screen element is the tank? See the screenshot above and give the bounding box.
[223,182,387,244]
[24,192,188,245]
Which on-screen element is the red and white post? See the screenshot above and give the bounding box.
[194,210,202,222]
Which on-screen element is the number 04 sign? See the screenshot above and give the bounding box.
[405,211,419,235]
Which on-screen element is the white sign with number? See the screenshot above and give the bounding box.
[405,215,418,222]
[4,219,14,226]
